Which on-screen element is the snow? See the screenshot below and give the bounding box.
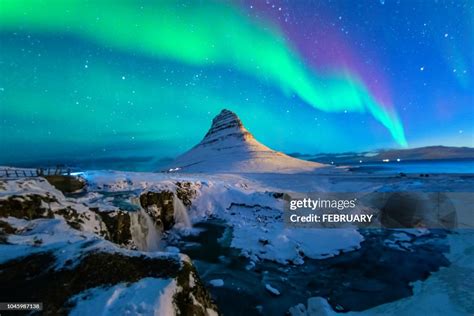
[289,297,334,316]
[72,169,365,263]
[7,163,470,268]
[289,303,308,316]
[209,279,224,287]
[42,168,361,264]
[69,278,177,316]
[0,215,182,270]
[0,217,97,266]
[265,284,281,296]
[0,178,64,199]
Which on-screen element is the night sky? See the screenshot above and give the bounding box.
[0,0,472,169]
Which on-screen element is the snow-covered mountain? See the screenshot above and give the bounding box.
[166,109,325,173]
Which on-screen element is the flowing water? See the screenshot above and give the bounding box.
[129,197,162,251]
[173,195,192,228]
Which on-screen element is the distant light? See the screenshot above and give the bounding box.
[382,159,390,163]
[70,172,85,177]
[396,158,401,162]
[359,160,363,163]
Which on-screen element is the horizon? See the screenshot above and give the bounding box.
[2,142,473,172]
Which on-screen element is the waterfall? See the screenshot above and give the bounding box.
[129,197,161,251]
[173,195,192,228]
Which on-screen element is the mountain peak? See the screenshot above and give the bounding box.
[202,109,253,145]
[213,109,240,124]
[166,109,324,173]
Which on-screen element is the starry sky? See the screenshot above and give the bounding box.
[0,0,473,170]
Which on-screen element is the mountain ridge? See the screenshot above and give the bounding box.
[290,145,474,164]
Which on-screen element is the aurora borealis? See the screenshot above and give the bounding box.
[0,0,473,169]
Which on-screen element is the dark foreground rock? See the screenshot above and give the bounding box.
[0,250,217,315]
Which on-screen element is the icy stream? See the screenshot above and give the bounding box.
[129,197,162,251]
[171,221,454,316]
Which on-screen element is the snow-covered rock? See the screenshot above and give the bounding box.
[0,179,218,315]
[166,109,325,173]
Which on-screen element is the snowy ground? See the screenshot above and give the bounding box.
[1,166,473,315]
[79,168,474,315]
[80,169,366,264]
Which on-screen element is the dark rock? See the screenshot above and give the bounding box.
[139,191,175,230]
[0,195,55,220]
[259,238,270,246]
[56,207,89,230]
[0,220,16,244]
[174,261,218,316]
[272,192,284,199]
[44,175,86,193]
[0,251,210,315]
[94,210,132,246]
[176,181,199,207]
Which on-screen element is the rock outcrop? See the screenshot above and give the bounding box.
[139,190,175,230]
[0,179,217,315]
[138,182,197,230]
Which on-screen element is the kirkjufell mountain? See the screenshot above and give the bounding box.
[166,109,325,173]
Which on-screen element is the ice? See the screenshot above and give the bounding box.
[209,279,224,287]
[265,283,281,296]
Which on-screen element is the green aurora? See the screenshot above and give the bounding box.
[0,0,407,147]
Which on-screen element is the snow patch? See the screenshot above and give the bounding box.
[209,279,224,287]
[70,278,177,316]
